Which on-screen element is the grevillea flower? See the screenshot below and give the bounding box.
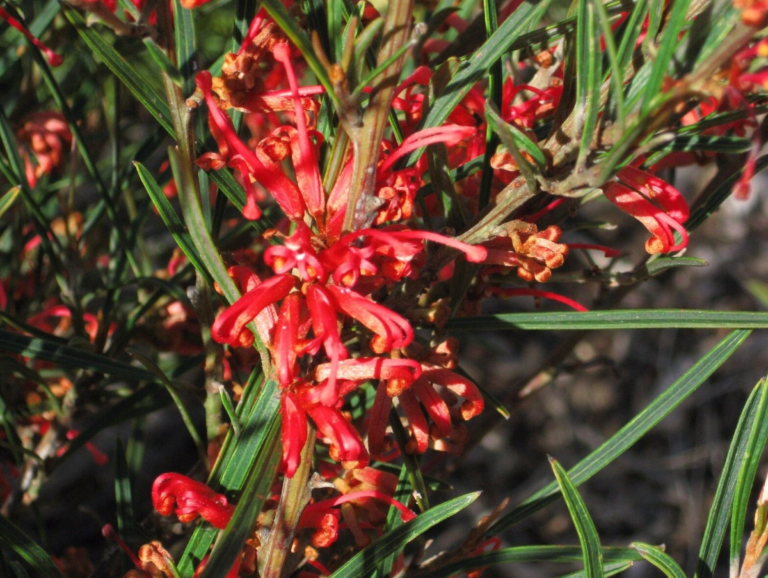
[482,223,569,282]
[603,166,690,254]
[195,71,306,220]
[368,363,485,455]
[264,223,325,282]
[16,112,72,188]
[0,6,62,67]
[211,273,296,347]
[152,473,234,529]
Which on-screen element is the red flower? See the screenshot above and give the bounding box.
[603,166,690,254]
[211,273,296,347]
[152,473,234,529]
[0,6,62,67]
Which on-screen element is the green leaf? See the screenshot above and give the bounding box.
[488,330,751,536]
[128,349,207,465]
[173,0,197,94]
[746,280,768,309]
[134,162,213,286]
[419,546,642,578]
[0,185,20,219]
[631,543,686,578]
[63,5,174,135]
[144,38,184,87]
[560,563,633,578]
[574,0,603,164]
[696,376,768,578]
[56,386,172,468]
[114,438,135,546]
[0,0,59,79]
[645,257,708,276]
[329,492,480,578]
[0,516,64,578]
[686,155,768,233]
[178,377,280,576]
[0,329,155,382]
[641,0,692,112]
[551,459,603,578]
[199,416,281,578]
[406,0,551,164]
[447,310,768,331]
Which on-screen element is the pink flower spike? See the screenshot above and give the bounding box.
[281,392,308,478]
[566,243,621,258]
[237,8,267,55]
[211,273,296,346]
[0,7,62,67]
[195,71,305,220]
[304,490,416,522]
[490,287,588,312]
[379,125,475,173]
[272,42,324,218]
[152,473,234,529]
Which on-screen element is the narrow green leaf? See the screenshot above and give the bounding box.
[631,543,686,578]
[114,438,135,546]
[0,0,59,79]
[128,349,207,465]
[0,329,154,382]
[407,0,551,164]
[746,280,768,309]
[329,492,480,578]
[447,310,768,331]
[686,155,768,233]
[551,459,603,578]
[641,0,692,112]
[0,186,20,219]
[144,38,184,86]
[614,0,648,74]
[697,377,768,578]
[178,378,280,575]
[646,257,708,276]
[419,546,642,578]
[63,5,174,135]
[0,516,64,578]
[199,416,281,578]
[56,386,172,468]
[488,330,751,536]
[375,465,412,578]
[485,102,547,168]
[173,0,197,94]
[135,162,213,286]
[486,102,540,193]
[575,0,603,164]
[560,562,634,578]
